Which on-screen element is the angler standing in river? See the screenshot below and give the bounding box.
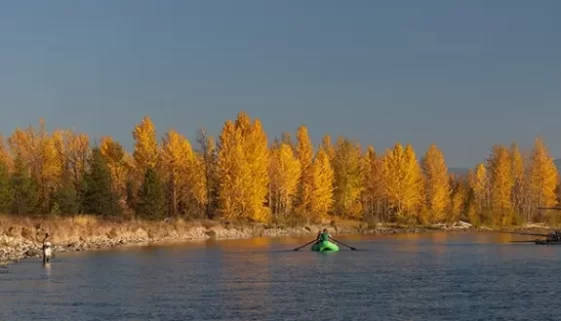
[42,233,52,264]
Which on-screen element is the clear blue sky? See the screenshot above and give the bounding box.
[1,0,561,167]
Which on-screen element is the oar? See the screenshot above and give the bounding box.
[293,239,316,251]
[329,237,357,250]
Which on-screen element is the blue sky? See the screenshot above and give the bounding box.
[1,0,561,167]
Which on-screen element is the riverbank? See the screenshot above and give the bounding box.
[0,215,554,267]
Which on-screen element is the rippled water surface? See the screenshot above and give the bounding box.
[2,231,561,321]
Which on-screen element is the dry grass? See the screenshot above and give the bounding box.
[0,213,219,246]
[71,215,99,227]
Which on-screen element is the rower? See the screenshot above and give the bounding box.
[42,233,52,264]
[318,228,330,243]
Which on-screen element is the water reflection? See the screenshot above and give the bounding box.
[4,232,561,321]
[43,262,51,278]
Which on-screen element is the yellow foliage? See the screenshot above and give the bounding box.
[421,144,450,223]
[468,163,488,214]
[528,138,559,218]
[487,145,514,225]
[65,131,90,182]
[161,129,196,216]
[362,146,385,219]
[269,143,301,217]
[382,142,423,222]
[321,135,335,162]
[295,125,314,214]
[333,137,363,219]
[450,176,467,222]
[310,148,334,220]
[217,112,270,223]
[0,134,12,171]
[510,143,525,216]
[8,128,33,166]
[190,155,209,212]
[132,116,159,172]
[161,130,193,173]
[100,136,129,196]
[217,121,243,220]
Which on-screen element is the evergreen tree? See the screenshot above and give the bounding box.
[136,167,166,220]
[0,161,12,213]
[51,169,79,215]
[83,147,120,216]
[10,156,38,215]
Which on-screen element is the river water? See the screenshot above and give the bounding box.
[1,231,560,321]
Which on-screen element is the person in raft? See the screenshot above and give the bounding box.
[316,229,330,243]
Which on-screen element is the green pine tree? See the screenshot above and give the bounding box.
[10,156,38,215]
[51,169,79,215]
[136,167,166,220]
[0,161,12,213]
[83,147,120,216]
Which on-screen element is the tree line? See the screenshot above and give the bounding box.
[0,112,558,227]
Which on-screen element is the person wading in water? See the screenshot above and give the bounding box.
[42,233,52,264]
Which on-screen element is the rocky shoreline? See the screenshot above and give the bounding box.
[0,218,553,268]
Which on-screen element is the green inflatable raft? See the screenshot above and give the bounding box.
[311,240,340,252]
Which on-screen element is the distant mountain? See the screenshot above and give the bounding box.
[448,159,561,177]
[555,159,561,172]
[448,167,469,176]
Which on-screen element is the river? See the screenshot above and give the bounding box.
[1,231,559,321]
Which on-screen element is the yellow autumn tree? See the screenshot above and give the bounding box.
[487,145,514,226]
[281,132,294,149]
[362,146,385,221]
[19,120,62,213]
[0,134,12,172]
[217,120,244,220]
[100,136,129,199]
[527,137,559,222]
[52,130,66,173]
[196,128,217,218]
[160,130,194,217]
[269,143,301,218]
[132,116,159,173]
[333,137,363,219]
[510,143,525,219]
[321,135,335,162]
[468,163,488,222]
[382,142,423,223]
[217,112,270,222]
[295,125,314,216]
[242,115,270,222]
[190,155,210,217]
[449,175,468,222]
[421,144,450,223]
[65,131,90,184]
[310,148,334,221]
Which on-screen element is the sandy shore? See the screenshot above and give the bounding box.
[0,216,552,268]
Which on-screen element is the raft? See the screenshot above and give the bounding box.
[311,240,340,252]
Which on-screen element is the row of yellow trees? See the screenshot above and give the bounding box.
[0,112,558,226]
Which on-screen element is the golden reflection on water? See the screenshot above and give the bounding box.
[218,237,272,313]
[216,237,272,250]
